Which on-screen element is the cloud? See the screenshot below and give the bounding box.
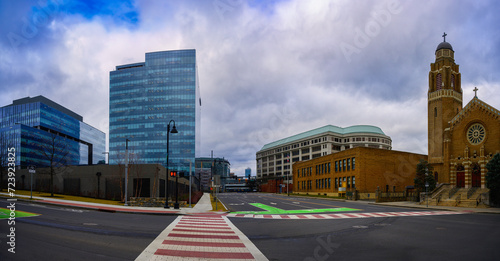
[1,0,499,175]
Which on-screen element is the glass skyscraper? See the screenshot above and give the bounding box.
[0,96,105,168]
[109,49,201,174]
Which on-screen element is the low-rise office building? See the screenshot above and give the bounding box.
[293,147,427,199]
[0,96,105,167]
[256,125,392,181]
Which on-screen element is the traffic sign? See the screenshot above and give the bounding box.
[28,165,36,174]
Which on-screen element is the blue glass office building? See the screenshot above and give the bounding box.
[109,49,201,173]
[0,96,106,168]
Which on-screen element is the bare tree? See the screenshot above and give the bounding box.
[36,131,70,197]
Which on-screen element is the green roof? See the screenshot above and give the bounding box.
[259,125,386,151]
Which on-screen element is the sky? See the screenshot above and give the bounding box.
[1,0,499,176]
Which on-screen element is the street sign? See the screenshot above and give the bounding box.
[28,165,36,174]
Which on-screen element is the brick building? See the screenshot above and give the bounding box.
[427,37,500,189]
[293,147,426,198]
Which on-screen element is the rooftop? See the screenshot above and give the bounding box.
[7,95,83,121]
[259,125,387,151]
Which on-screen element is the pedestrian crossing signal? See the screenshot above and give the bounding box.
[170,171,176,177]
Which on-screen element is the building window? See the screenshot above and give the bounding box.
[343,159,346,171]
[328,163,331,173]
[352,176,355,188]
[335,161,338,172]
[347,177,350,188]
[328,178,331,189]
[335,178,338,188]
[436,73,442,90]
[347,158,350,171]
[352,158,355,170]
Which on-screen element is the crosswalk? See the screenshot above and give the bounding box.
[136,214,268,261]
[137,210,467,260]
[226,210,466,219]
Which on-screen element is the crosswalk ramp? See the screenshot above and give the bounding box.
[136,214,267,261]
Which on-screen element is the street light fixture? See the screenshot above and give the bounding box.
[164,120,178,209]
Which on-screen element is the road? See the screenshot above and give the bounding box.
[1,194,499,261]
[219,193,500,261]
[0,198,175,261]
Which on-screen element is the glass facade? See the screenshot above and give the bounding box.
[0,96,105,168]
[109,49,201,173]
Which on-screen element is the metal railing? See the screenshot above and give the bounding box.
[449,187,459,199]
[467,187,478,199]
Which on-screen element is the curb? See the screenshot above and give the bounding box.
[0,195,184,216]
[369,201,500,214]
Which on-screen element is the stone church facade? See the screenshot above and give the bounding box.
[428,36,500,189]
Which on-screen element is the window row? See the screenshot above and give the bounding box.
[335,157,355,172]
[335,176,356,188]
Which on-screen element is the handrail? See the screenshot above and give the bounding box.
[455,194,461,206]
[467,187,478,199]
[449,187,459,199]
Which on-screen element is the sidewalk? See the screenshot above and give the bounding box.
[0,192,224,215]
[136,213,268,260]
[371,200,500,214]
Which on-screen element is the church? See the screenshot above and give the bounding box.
[428,34,500,190]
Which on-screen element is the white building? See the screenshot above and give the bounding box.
[256,125,392,181]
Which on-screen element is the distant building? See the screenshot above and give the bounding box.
[0,96,105,167]
[245,168,251,179]
[195,157,230,191]
[256,125,392,181]
[109,49,201,174]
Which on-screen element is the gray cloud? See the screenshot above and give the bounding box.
[1,0,499,175]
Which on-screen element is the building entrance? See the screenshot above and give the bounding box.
[471,163,481,188]
[456,165,465,188]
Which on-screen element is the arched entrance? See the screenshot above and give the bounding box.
[471,163,481,188]
[456,165,465,188]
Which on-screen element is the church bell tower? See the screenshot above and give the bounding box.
[428,33,462,176]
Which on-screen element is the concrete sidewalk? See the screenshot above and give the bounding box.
[371,200,500,214]
[0,192,224,215]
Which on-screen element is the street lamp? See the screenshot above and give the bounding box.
[164,120,178,209]
[102,152,109,164]
[125,139,130,206]
[174,170,180,209]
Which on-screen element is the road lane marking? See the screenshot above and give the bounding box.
[226,210,466,220]
[230,203,359,215]
[257,194,345,208]
[0,208,39,219]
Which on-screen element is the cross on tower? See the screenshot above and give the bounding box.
[442,32,447,42]
[473,87,478,97]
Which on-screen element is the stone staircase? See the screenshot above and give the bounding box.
[422,184,490,208]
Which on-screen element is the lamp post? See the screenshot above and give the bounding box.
[174,170,180,209]
[96,172,102,199]
[102,152,109,164]
[124,139,129,206]
[164,120,178,208]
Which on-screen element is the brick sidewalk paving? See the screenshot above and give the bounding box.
[136,214,268,260]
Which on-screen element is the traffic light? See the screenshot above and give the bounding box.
[170,171,176,177]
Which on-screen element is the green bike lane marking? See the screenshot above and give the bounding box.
[231,203,360,215]
[0,208,39,219]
